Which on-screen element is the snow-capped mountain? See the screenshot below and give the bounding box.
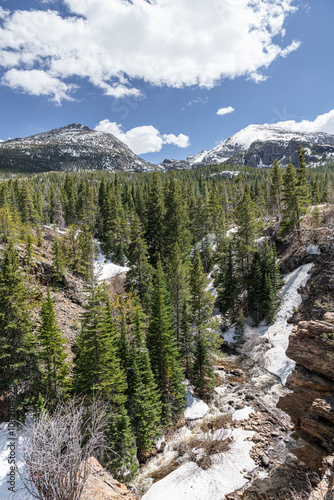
[186,124,334,168]
[0,124,154,173]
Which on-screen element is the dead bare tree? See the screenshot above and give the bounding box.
[19,397,111,500]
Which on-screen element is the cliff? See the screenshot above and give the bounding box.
[278,318,334,455]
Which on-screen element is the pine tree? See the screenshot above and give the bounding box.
[125,215,154,312]
[164,171,191,260]
[217,242,237,315]
[0,242,39,408]
[235,185,260,276]
[51,233,66,287]
[270,160,283,219]
[131,307,162,460]
[38,288,72,404]
[106,406,138,481]
[191,335,215,401]
[75,288,127,406]
[165,243,190,344]
[189,251,214,329]
[145,171,166,266]
[248,253,263,324]
[146,261,185,425]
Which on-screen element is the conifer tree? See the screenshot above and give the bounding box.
[217,242,237,315]
[270,160,283,218]
[166,242,190,343]
[75,288,127,406]
[125,215,154,312]
[147,261,185,425]
[106,406,138,481]
[38,288,72,404]
[189,251,216,397]
[248,252,263,324]
[164,171,191,260]
[235,185,260,275]
[0,242,39,408]
[51,233,66,286]
[191,335,215,400]
[145,171,166,266]
[131,307,162,460]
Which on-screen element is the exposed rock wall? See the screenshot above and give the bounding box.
[278,318,334,453]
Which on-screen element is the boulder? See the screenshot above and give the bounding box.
[83,457,135,500]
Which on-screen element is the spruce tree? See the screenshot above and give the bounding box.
[38,288,72,404]
[166,242,190,344]
[145,171,166,266]
[131,307,162,460]
[164,171,191,260]
[235,185,260,276]
[217,242,237,315]
[0,242,39,408]
[75,289,127,406]
[270,159,283,219]
[189,251,215,398]
[125,215,154,312]
[146,261,185,425]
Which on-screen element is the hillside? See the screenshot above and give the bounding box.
[0,124,154,173]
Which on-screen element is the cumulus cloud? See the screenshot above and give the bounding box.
[272,109,334,135]
[95,119,190,154]
[217,106,235,116]
[2,69,76,104]
[0,0,299,102]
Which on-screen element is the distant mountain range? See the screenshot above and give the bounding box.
[1,122,334,173]
[167,124,334,170]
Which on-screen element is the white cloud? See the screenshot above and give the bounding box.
[272,109,334,135]
[0,0,299,102]
[163,133,190,148]
[95,119,190,154]
[217,106,235,116]
[1,69,77,104]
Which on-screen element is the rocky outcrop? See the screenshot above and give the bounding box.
[278,320,334,453]
[309,455,334,500]
[83,457,136,500]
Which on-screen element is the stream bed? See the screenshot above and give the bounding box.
[131,263,320,500]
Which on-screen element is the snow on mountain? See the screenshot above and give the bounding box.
[0,124,154,173]
[187,124,334,167]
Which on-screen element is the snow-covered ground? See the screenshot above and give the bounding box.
[0,423,32,500]
[142,428,255,500]
[184,389,209,421]
[94,244,130,281]
[241,263,314,385]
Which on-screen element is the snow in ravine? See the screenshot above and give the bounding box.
[94,244,130,281]
[241,263,314,385]
[142,428,255,500]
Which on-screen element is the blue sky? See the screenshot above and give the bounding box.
[0,0,334,164]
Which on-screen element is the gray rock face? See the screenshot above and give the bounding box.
[0,123,154,173]
[186,124,334,168]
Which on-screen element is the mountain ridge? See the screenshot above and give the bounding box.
[0,123,154,173]
[2,122,334,173]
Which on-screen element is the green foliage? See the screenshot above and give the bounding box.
[38,288,72,404]
[147,261,185,426]
[0,242,39,408]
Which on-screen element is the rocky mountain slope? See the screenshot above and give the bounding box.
[0,124,154,173]
[163,124,334,169]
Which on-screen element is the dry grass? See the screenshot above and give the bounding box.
[199,413,233,433]
[173,429,234,470]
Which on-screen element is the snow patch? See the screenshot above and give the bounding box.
[184,391,209,421]
[142,428,255,500]
[242,263,314,385]
[306,244,321,255]
[232,406,254,422]
[94,244,130,281]
[0,422,32,499]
